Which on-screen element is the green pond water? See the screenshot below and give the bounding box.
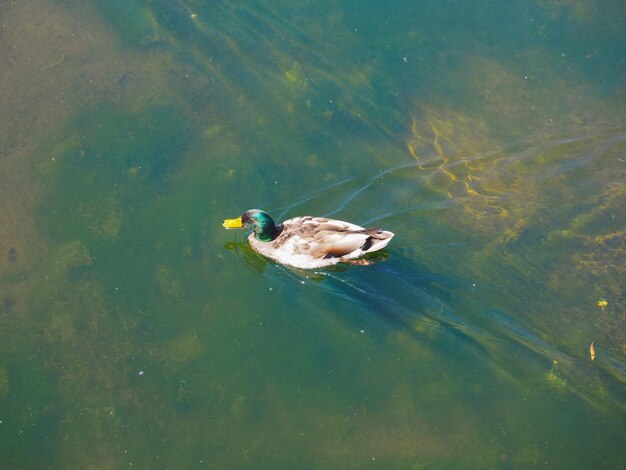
[1,0,625,468]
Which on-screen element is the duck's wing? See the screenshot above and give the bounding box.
[277,216,394,259]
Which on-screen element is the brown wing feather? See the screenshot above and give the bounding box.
[269,216,392,260]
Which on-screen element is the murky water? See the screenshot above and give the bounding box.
[1,0,625,468]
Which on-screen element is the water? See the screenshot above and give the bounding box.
[1,0,625,468]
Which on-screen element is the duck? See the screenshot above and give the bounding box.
[223,209,394,269]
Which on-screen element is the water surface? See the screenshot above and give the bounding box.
[1,0,625,468]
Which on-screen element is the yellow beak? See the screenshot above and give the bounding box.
[223,216,243,229]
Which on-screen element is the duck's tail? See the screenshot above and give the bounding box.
[361,229,394,253]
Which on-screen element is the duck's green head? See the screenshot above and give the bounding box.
[223,209,278,242]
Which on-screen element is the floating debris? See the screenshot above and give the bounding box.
[39,53,66,70]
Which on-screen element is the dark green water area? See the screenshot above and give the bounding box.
[1,1,625,468]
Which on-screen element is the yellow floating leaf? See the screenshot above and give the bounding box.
[589,341,595,361]
[597,298,608,310]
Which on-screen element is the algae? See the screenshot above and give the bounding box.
[0,367,8,398]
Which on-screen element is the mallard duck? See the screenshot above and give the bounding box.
[223,209,394,269]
